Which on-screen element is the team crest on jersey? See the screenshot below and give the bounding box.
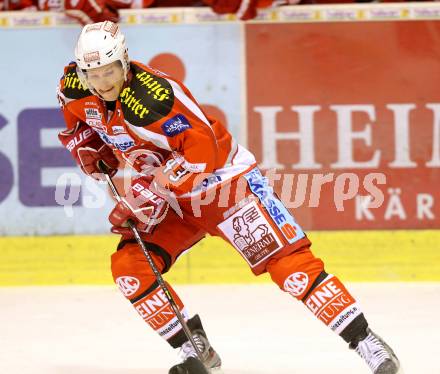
[161,114,192,137]
[217,201,283,268]
[116,276,140,297]
[284,272,309,297]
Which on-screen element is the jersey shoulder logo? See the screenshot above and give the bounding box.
[161,114,192,137]
[61,64,92,100]
[120,64,174,127]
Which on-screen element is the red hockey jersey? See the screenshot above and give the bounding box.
[57,60,256,196]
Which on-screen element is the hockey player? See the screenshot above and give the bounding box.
[57,21,403,374]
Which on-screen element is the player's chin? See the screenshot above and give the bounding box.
[99,88,118,101]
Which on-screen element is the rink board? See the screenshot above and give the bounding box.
[0,230,439,286]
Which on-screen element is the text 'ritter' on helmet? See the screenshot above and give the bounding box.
[74,21,130,82]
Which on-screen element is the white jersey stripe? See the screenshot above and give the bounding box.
[225,138,238,167]
[178,144,256,199]
[167,79,212,128]
[126,120,172,151]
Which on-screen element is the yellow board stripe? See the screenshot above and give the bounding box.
[0,230,438,286]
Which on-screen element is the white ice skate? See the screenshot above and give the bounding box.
[352,328,403,374]
[169,330,223,374]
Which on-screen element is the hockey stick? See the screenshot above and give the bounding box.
[98,161,209,372]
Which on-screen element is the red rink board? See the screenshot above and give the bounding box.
[245,21,440,229]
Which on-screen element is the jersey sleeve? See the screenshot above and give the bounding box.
[153,78,219,195]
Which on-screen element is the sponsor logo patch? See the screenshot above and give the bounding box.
[192,174,222,194]
[217,200,283,268]
[64,71,88,91]
[62,67,90,100]
[133,287,189,340]
[112,125,126,135]
[304,276,360,334]
[84,107,101,120]
[97,131,135,152]
[120,65,173,127]
[244,168,306,244]
[161,114,192,137]
[136,71,172,102]
[84,108,104,130]
[284,272,309,297]
[116,276,140,297]
[119,87,150,120]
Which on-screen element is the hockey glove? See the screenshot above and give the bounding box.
[203,0,259,20]
[64,0,119,25]
[3,0,35,10]
[109,176,168,235]
[58,122,120,181]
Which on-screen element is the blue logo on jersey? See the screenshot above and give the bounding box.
[161,114,192,137]
[97,131,135,152]
[244,168,305,244]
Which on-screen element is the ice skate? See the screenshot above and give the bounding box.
[351,328,403,374]
[168,329,222,374]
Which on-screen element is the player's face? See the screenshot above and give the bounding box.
[85,61,125,101]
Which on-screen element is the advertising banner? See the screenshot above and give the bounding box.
[246,20,440,229]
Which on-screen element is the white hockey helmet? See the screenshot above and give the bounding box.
[75,21,130,86]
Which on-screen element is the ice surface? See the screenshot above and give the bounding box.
[1,283,438,374]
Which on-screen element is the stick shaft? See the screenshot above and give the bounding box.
[99,164,206,364]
